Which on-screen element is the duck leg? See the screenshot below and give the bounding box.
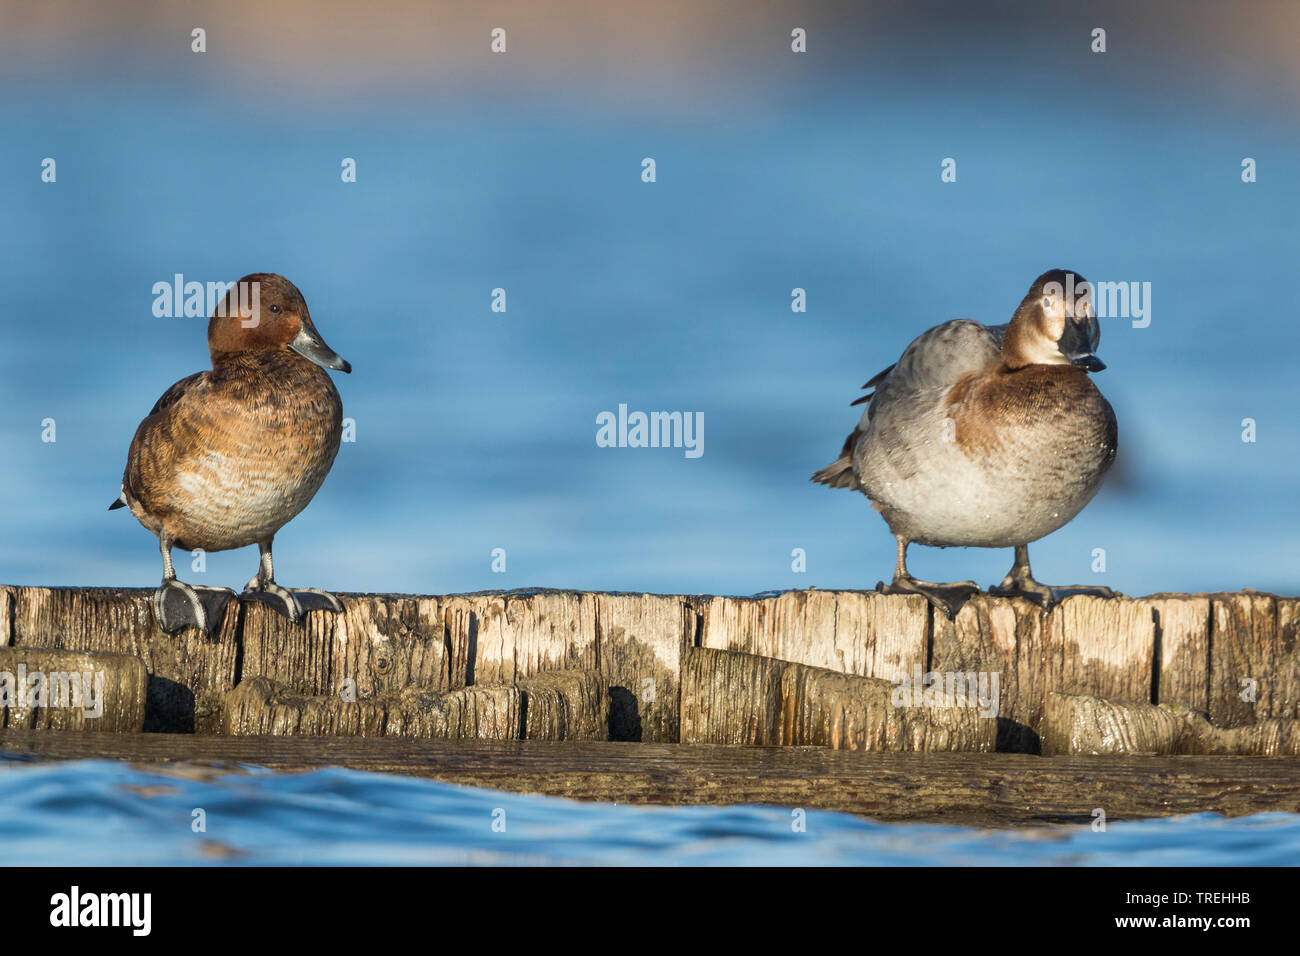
[241,538,344,622]
[876,535,980,619]
[152,535,237,634]
[988,544,1114,609]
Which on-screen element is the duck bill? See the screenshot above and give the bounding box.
[1067,352,1106,372]
[289,325,352,373]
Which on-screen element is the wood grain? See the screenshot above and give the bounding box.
[3,729,1298,827]
[681,647,996,751]
[0,646,148,733]
[2,586,1298,757]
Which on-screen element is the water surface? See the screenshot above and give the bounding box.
[2,756,1296,866]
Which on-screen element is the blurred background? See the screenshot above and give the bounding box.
[0,0,1297,597]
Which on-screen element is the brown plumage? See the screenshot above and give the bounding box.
[112,273,351,632]
[944,364,1116,461]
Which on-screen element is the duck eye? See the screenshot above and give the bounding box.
[269,304,282,314]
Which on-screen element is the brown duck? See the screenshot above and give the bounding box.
[111,273,351,633]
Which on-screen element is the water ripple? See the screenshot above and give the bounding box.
[1,757,1296,865]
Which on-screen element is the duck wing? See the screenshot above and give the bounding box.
[812,320,1000,489]
[112,372,210,512]
[878,319,1001,397]
[848,363,895,406]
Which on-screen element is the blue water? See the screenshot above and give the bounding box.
[1,755,1296,866]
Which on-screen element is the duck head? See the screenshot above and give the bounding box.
[208,273,351,373]
[1001,268,1104,373]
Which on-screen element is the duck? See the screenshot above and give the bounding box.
[812,268,1117,617]
[111,273,351,633]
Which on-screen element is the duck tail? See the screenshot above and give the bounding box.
[810,427,862,489]
[810,458,854,488]
[108,489,127,511]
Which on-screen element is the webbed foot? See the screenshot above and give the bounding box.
[877,575,981,620]
[289,588,345,614]
[153,580,237,634]
[989,544,1113,610]
[242,579,301,622]
[242,581,344,622]
[988,581,1114,610]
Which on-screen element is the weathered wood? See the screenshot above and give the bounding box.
[0,587,12,646]
[1042,691,1188,756]
[680,645,780,745]
[4,729,1298,827]
[224,676,389,736]
[1146,596,1211,712]
[932,594,1048,752]
[1043,691,1300,757]
[594,593,694,742]
[2,585,1298,756]
[443,591,600,687]
[1045,595,1155,705]
[0,647,148,733]
[1201,720,1300,757]
[681,647,995,751]
[441,591,690,742]
[696,590,930,680]
[1209,593,1300,727]
[518,669,609,741]
[223,669,606,741]
[240,594,446,699]
[2,586,239,733]
[933,594,1217,753]
[224,675,522,739]
[384,685,520,740]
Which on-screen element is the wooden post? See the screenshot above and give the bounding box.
[0,646,148,733]
[1,585,1297,756]
[1043,691,1300,757]
[681,647,996,751]
[4,587,238,733]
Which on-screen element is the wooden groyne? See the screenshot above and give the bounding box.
[1,585,1297,755]
[3,585,1298,822]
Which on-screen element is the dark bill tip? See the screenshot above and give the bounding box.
[289,327,351,374]
[1069,353,1106,372]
